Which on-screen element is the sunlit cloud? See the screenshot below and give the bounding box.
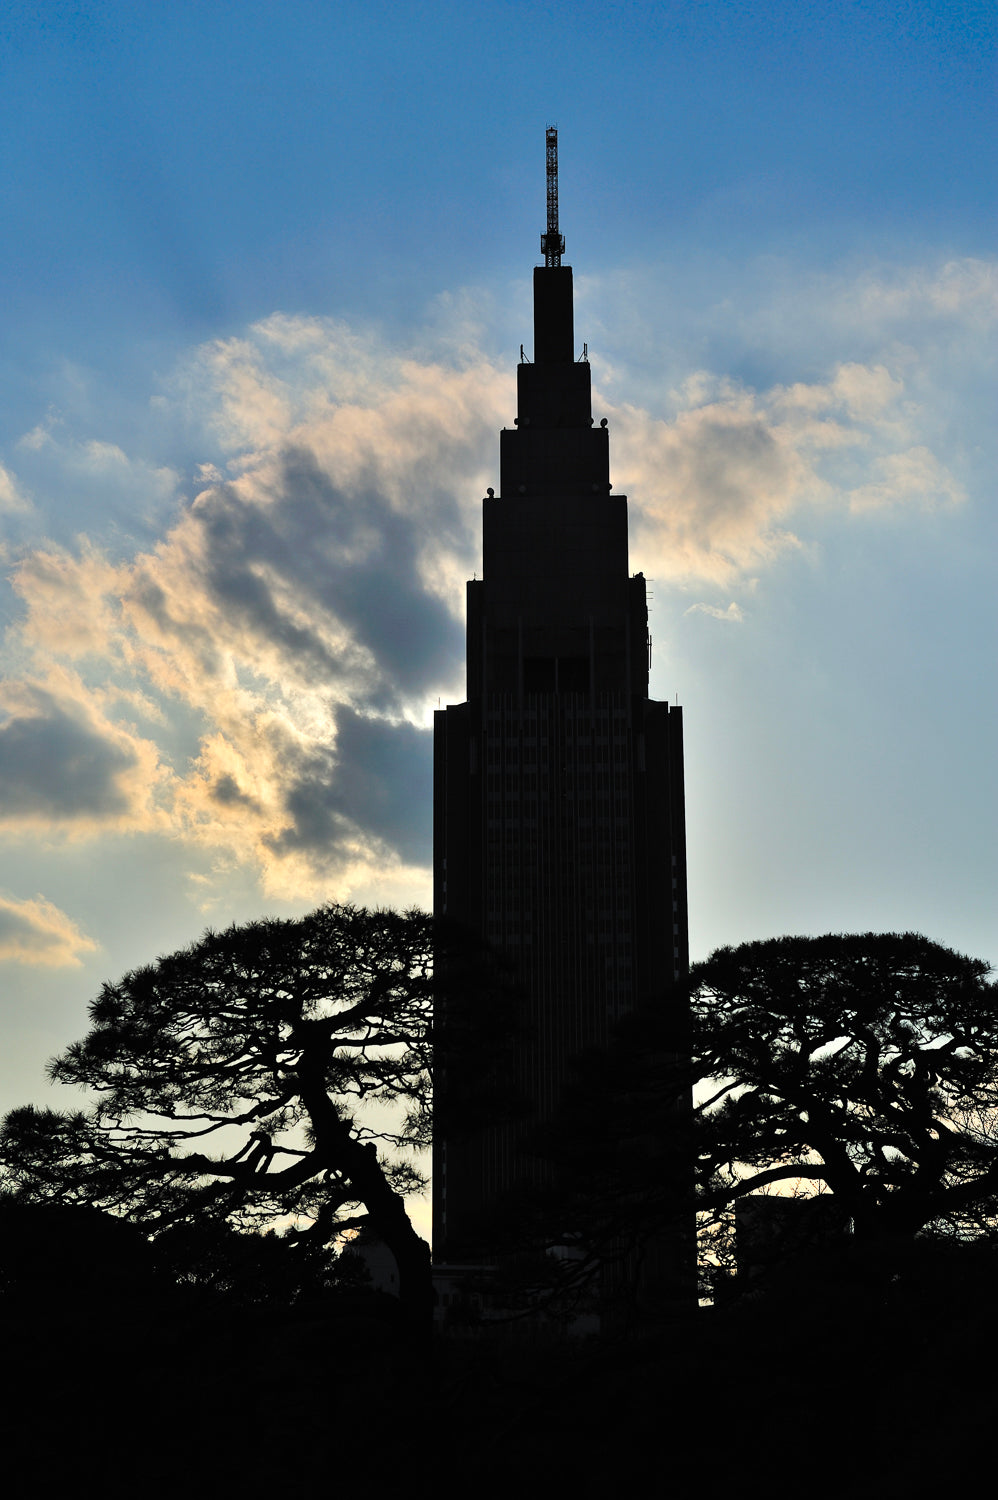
[611,352,963,586]
[0,266,981,899]
[3,316,511,897]
[0,893,97,967]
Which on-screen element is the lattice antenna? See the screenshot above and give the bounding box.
[540,126,565,267]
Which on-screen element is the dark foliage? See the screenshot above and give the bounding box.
[506,932,998,1308]
[0,1199,166,1302]
[0,903,508,1330]
[691,931,998,1246]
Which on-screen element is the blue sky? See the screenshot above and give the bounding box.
[1,2,995,1236]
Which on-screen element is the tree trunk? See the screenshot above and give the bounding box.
[296,1053,433,1336]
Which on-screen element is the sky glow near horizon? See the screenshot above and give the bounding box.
[1,4,995,1243]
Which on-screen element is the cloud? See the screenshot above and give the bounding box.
[10,418,179,531]
[685,602,744,622]
[0,464,31,513]
[0,893,97,967]
[0,271,980,898]
[847,446,963,513]
[608,354,963,585]
[0,674,170,834]
[17,423,55,453]
[582,254,998,445]
[612,387,808,582]
[279,707,432,866]
[9,545,124,659]
[3,315,509,897]
[850,258,998,326]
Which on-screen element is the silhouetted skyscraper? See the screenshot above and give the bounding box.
[433,132,688,1283]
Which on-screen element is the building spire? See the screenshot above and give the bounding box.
[540,126,565,267]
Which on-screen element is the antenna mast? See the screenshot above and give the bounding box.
[541,126,565,267]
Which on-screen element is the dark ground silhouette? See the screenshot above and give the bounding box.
[2,1223,995,1496]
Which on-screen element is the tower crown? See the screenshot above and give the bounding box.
[532,128,574,367]
[540,126,565,267]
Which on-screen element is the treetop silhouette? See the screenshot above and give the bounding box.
[0,903,497,1329]
[692,931,998,1243]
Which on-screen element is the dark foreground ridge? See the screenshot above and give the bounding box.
[2,1220,994,1494]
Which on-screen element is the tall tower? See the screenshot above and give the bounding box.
[433,131,688,1277]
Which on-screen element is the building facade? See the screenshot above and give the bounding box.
[432,134,689,1278]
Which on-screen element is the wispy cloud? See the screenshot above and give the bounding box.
[12,415,180,529]
[0,464,31,513]
[685,602,744,622]
[848,258,998,326]
[0,893,97,967]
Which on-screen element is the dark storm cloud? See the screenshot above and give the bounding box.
[127,502,358,692]
[280,446,467,693]
[327,708,432,864]
[191,446,465,706]
[263,707,432,869]
[210,773,260,810]
[0,691,136,820]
